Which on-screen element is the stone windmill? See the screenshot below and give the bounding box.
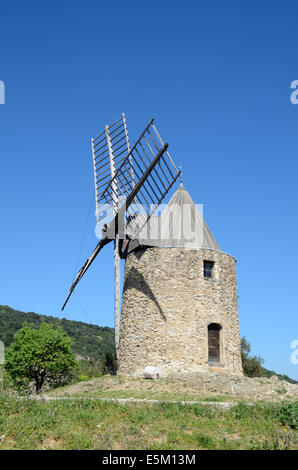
[62,115,243,377]
[118,182,243,376]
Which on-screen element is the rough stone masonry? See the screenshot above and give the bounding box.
[118,247,243,377]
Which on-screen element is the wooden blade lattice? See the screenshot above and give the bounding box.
[62,118,181,311]
[99,119,180,239]
[92,114,131,222]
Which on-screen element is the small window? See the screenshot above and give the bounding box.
[203,260,214,278]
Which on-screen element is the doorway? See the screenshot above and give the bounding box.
[208,323,221,364]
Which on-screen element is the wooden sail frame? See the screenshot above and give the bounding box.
[62,117,181,362]
[91,114,131,359]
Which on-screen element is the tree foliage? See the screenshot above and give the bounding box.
[241,336,265,378]
[0,305,114,376]
[4,322,80,393]
[102,351,117,375]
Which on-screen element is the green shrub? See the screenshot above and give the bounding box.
[241,337,264,378]
[102,351,117,375]
[232,402,254,420]
[78,374,90,382]
[277,402,298,429]
[4,322,80,393]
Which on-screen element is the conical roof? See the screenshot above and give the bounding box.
[124,184,220,254]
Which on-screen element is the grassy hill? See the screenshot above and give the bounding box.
[0,306,296,451]
[0,396,297,449]
[0,305,114,374]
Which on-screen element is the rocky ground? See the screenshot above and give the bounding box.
[47,372,298,402]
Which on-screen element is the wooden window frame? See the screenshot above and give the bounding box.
[203,260,215,279]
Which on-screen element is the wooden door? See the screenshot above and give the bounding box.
[208,324,220,363]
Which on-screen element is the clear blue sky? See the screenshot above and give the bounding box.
[0,1,297,379]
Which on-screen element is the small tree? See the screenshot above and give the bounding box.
[102,351,117,375]
[4,322,80,393]
[241,336,264,378]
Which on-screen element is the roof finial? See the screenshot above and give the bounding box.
[178,165,185,189]
[179,165,183,184]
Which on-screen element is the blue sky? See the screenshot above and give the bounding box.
[0,1,297,379]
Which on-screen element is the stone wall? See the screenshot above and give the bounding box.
[118,247,243,376]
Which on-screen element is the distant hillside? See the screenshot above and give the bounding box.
[0,305,114,367]
[262,368,297,384]
[0,305,296,384]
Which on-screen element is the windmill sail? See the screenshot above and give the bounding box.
[92,114,132,223]
[61,118,181,312]
[100,119,180,237]
[91,114,131,359]
[61,237,110,311]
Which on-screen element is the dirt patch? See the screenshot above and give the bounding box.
[41,437,62,449]
[47,372,298,402]
[224,433,240,440]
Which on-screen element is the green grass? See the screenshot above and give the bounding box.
[49,387,241,403]
[0,396,297,450]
